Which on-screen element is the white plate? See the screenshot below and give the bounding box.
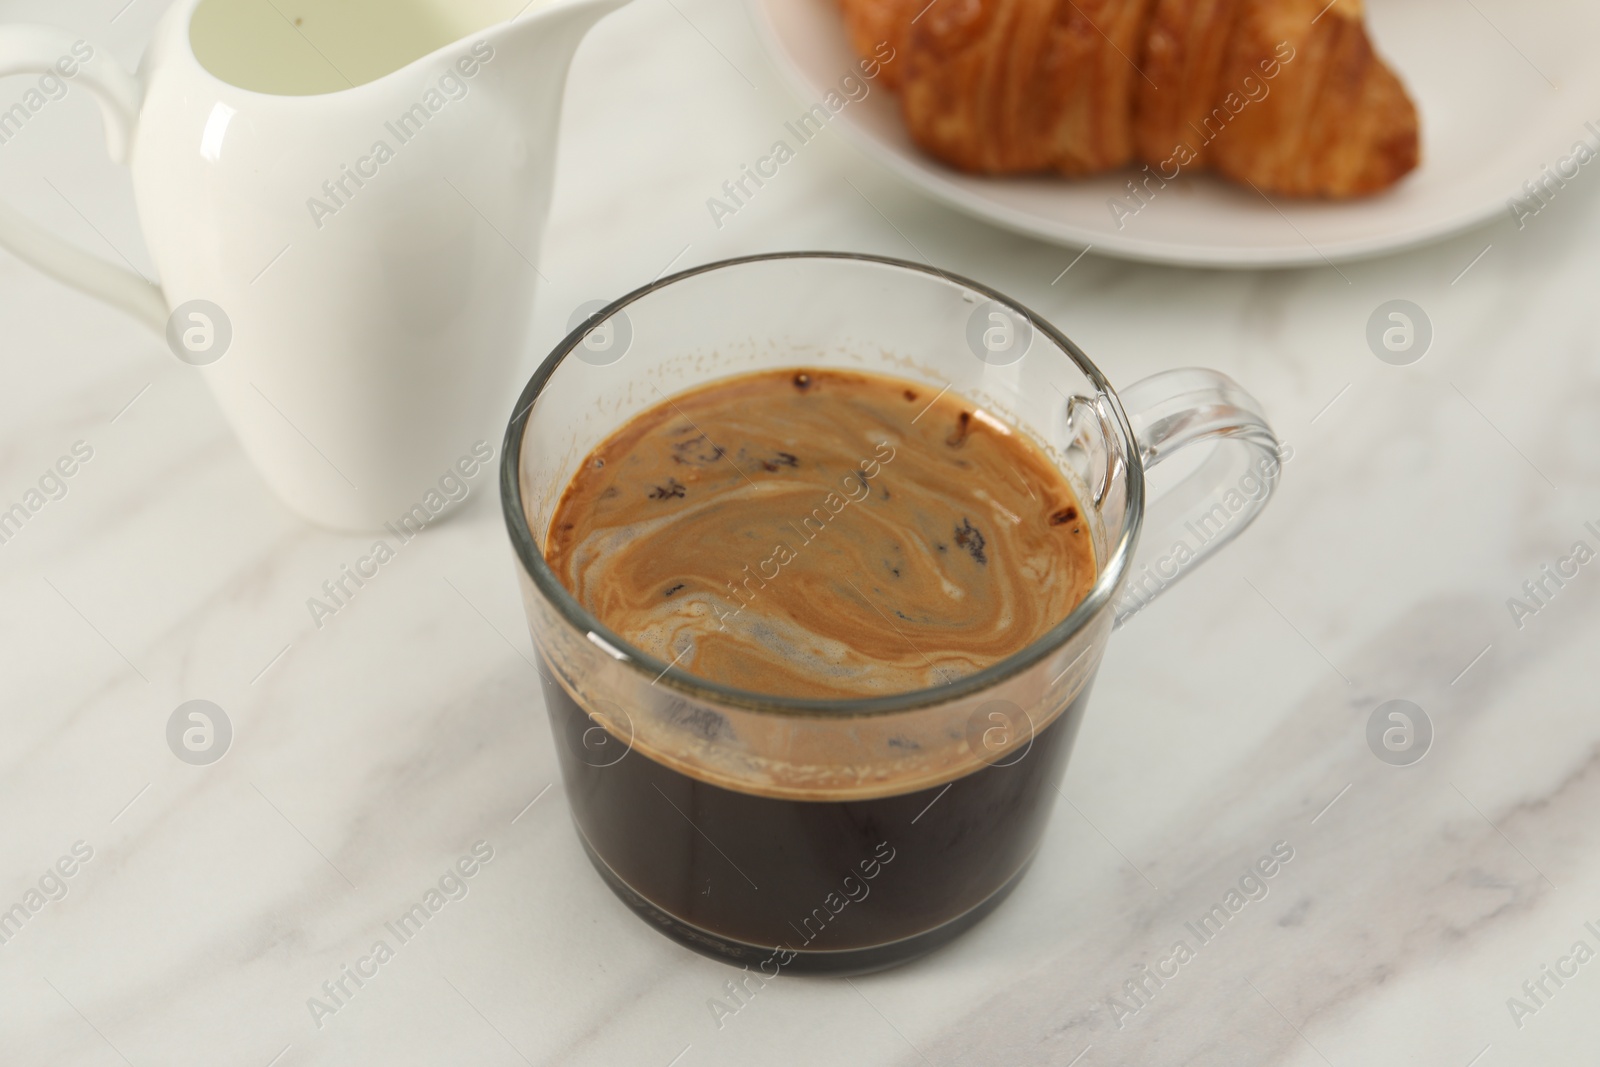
[745,0,1600,267]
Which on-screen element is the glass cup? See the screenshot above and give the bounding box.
[501,253,1282,975]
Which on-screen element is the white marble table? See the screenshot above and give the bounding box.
[2,1,1599,1064]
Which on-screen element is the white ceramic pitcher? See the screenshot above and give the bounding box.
[0,0,626,529]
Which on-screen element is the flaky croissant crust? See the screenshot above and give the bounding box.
[838,0,1420,197]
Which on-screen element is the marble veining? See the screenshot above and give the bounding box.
[0,0,1598,1064]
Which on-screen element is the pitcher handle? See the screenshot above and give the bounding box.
[1112,368,1285,626]
[0,26,165,333]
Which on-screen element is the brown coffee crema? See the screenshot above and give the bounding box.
[544,368,1096,699]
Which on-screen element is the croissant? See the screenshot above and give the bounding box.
[837,0,1419,197]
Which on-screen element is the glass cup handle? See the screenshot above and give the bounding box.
[1112,367,1283,627]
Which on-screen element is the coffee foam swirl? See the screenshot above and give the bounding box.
[545,369,1096,701]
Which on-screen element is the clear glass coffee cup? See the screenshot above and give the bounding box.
[501,253,1282,975]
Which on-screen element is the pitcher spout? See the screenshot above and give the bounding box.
[479,0,632,94]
